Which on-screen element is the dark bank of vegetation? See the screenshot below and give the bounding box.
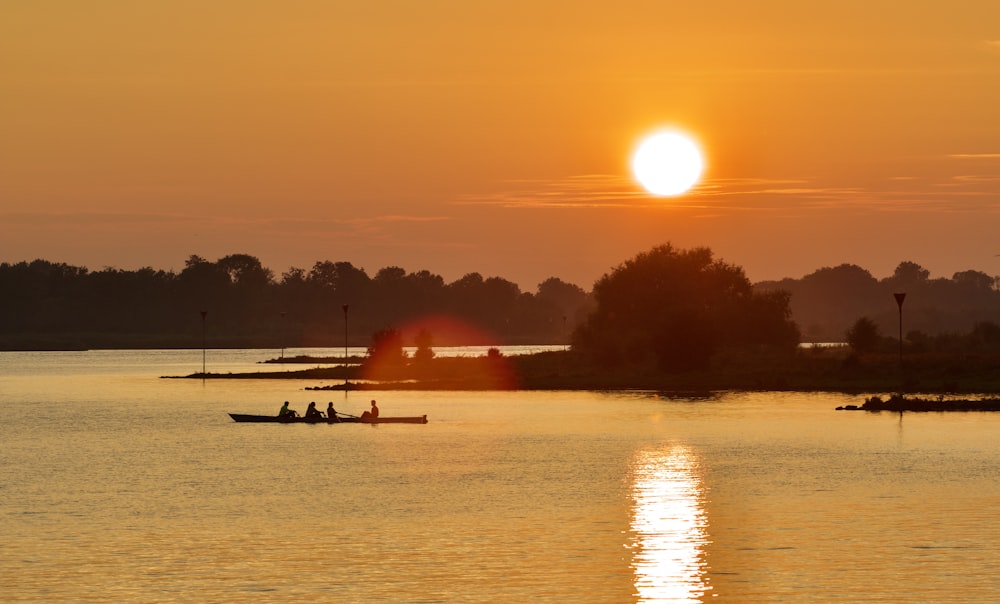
[239,345,1000,394]
[758,261,1000,341]
[168,244,1000,394]
[4,251,998,353]
[0,254,592,351]
[6,243,1000,393]
[847,394,1000,412]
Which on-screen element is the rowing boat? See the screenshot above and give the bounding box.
[228,413,428,424]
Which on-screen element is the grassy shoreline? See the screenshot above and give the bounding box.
[164,348,1000,395]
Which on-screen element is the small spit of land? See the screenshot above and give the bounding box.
[164,347,1000,411]
[836,394,1000,412]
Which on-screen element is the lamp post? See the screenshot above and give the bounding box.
[894,293,906,390]
[200,310,207,376]
[280,311,287,360]
[342,304,349,360]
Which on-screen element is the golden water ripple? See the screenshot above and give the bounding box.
[630,446,712,602]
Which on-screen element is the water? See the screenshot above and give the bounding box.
[2,350,998,602]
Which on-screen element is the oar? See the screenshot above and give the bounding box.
[325,410,359,419]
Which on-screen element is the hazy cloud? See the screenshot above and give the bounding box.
[456,171,1000,215]
[0,211,453,246]
[0,212,185,225]
[456,175,647,209]
[950,175,1000,184]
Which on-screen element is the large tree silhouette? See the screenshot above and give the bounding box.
[571,243,799,371]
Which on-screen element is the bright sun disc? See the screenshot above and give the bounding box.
[632,132,704,196]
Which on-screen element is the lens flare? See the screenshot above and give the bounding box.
[360,315,518,389]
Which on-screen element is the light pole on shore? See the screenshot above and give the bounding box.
[342,304,350,360]
[894,293,906,391]
[280,311,287,360]
[200,310,207,376]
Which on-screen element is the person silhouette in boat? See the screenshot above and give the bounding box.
[326,402,338,421]
[304,401,323,419]
[278,401,297,418]
[360,399,379,420]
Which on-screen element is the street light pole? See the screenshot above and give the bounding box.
[280,311,287,360]
[342,304,349,360]
[200,310,207,376]
[894,293,906,391]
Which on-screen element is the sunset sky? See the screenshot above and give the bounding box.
[3,1,999,291]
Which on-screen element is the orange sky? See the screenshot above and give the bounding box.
[3,2,999,290]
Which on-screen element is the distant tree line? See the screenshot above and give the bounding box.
[5,248,998,361]
[846,312,1000,355]
[0,254,593,350]
[757,261,1000,342]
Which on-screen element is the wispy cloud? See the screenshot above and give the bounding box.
[0,210,449,223]
[456,170,1000,216]
[456,174,648,209]
[262,214,450,233]
[0,211,452,239]
[458,175,879,212]
[951,174,1000,183]
[0,212,202,226]
[456,175,845,210]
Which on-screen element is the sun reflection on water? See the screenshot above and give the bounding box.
[629,445,712,602]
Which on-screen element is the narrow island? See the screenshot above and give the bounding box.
[164,343,1000,409]
[837,394,1000,413]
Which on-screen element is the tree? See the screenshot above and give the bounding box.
[413,328,435,363]
[367,327,407,366]
[217,254,273,289]
[846,317,881,354]
[177,255,230,321]
[446,273,523,336]
[572,243,798,371]
[537,277,588,307]
[758,263,880,341]
[886,261,930,291]
[307,261,370,293]
[952,270,994,292]
[536,277,592,328]
[374,266,407,284]
[970,321,1000,349]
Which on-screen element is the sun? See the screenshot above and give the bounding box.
[632,131,704,196]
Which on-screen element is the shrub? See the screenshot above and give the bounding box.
[846,317,881,354]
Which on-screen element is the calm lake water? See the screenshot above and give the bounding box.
[2,349,998,602]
